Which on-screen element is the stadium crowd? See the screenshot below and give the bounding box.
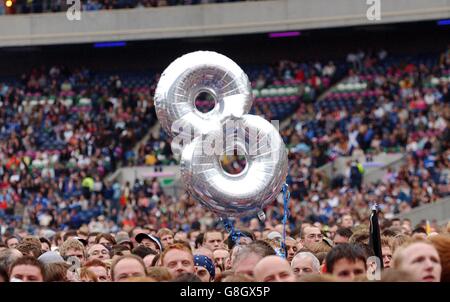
[0,219,449,282]
[0,43,449,282]
[0,0,264,15]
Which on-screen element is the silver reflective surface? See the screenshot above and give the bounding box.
[154,51,252,137]
[155,51,288,218]
[180,115,288,217]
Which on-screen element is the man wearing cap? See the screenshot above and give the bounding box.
[37,251,65,265]
[193,254,215,282]
[115,231,133,250]
[135,233,162,252]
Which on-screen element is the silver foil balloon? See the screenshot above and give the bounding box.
[154,51,252,138]
[155,51,288,218]
[180,115,288,217]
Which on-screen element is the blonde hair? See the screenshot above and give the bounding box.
[157,228,174,238]
[146,267,172,281]
[391,234,411,253]
[392,238,437,269]
[59,239,85,258]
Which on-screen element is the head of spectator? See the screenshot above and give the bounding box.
[161,243,195,279]
[391,234,411,254]
[301,226,323,249]
[429,234,450,282]
[285,237,298,262]
[254,255,296,282]
[334,228,353,245]
[379,268,415,282]
[325,243,367,281]
[143,251,158,269]
[111,254,146,282]
[174,231,188,243]
[221,273,255,282]
[151,254,161,267]
[84,259,110,282]
[9,256,44,282]
[16,241,42,258]
[53,232,64,248]
[146,266,172,281]
[171,272,202,282]
[87,243,110,261]
[340,214,354,228]
[115,232,133,251]
[43,262,70,282]
[194,233,204,249]
[203,230,224,252]
[135,233,162,252]
[79,267,98,282]
[157,228,174,248]
[232,241,276,278]
[37,251,64,265]
[391,218,402,229]
[132,245,157,260]
[291,252,321,277]
[411,227,428,240]
[226,229,255,250]
[87,232,99,248]
[349,228,370,245]
[95,233,116,250]
[110,244,131,260]
[59,238,86,265]
[188,230,201,247]
[63,231,78,242]
[213,248,230,271]
[401,220,412,236]
[5,236,20,249]
[194,246,213,261]
[392,240,441,282]
[381,236,393,269]
[0,248,23,273]
[39,237,52,253]
[193,255,215,282]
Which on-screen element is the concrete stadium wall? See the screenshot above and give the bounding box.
[318,152,405,184]
[0,0,449,47]
[397,197,450,227]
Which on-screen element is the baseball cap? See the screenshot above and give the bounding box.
[38,251,65,265]
[73,237,88,247]
[115,232,132,245]
[193,255,215,279]
[267,231,282,240]
[135,233,162,251]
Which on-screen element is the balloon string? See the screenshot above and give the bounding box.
[281,183,290,259]
[223,217,240,247]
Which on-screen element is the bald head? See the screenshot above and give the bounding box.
[254,256,296,282]
[194,247,214,261]
[291,252,321,276]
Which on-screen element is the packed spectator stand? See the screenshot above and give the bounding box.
[0,0,266,15]
[0,44,449,283]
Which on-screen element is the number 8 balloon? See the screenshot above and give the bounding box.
[155,51,288,218]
